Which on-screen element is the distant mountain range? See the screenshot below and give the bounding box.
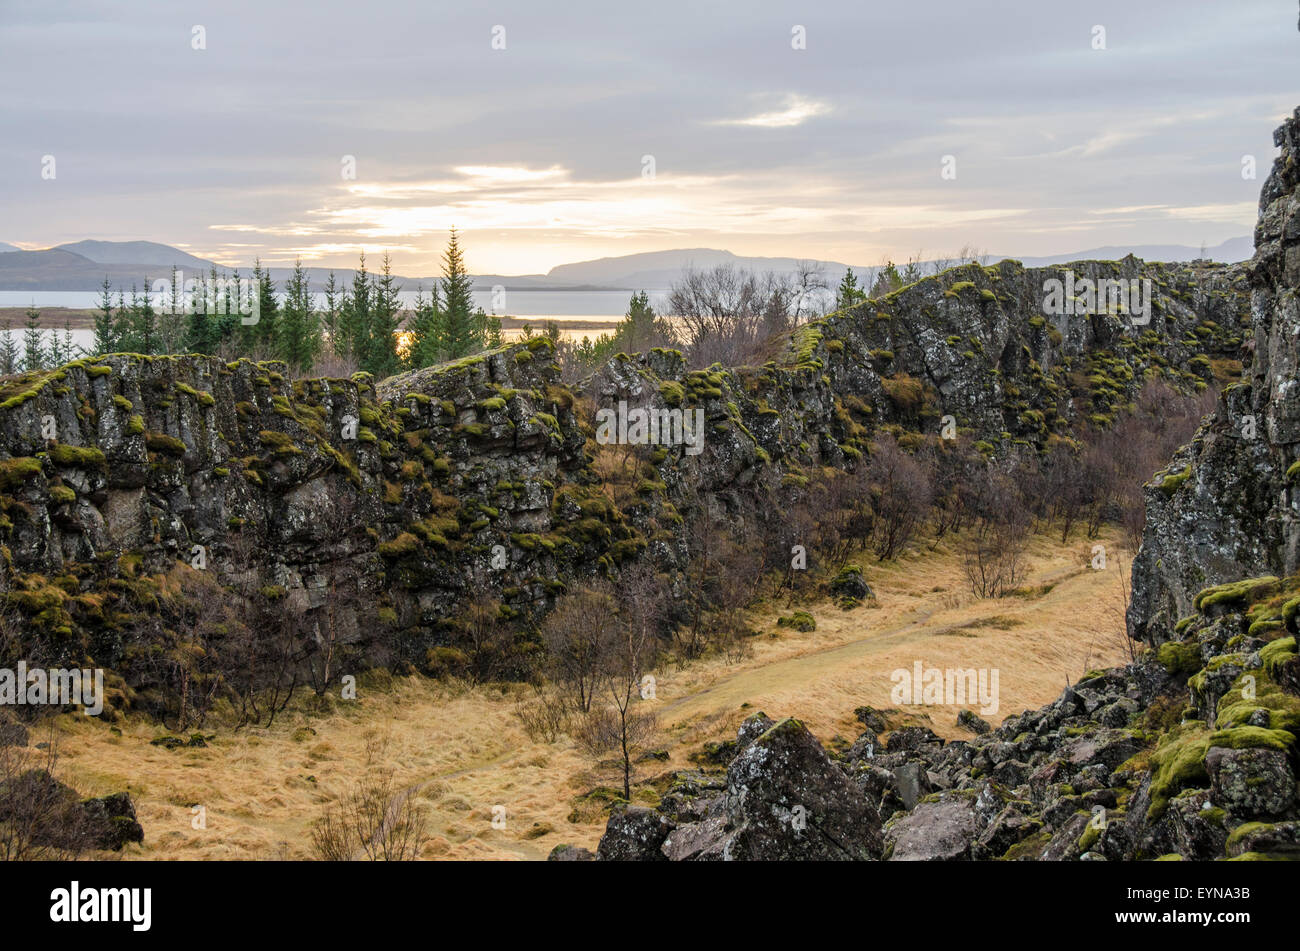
[0,237,1254,294]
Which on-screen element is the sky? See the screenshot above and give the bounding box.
[1,0,1297,275]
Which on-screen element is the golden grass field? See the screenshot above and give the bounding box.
[41,527,1135,861]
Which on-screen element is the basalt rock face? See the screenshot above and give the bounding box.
[1131,107,1300,644]
[0,252,1249,711]
[598,584,1300,861]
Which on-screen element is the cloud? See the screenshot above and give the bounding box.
[713,96,831,128]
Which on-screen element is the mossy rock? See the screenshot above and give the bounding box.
[777,611,816,632]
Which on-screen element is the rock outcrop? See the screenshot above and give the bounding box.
[595,583,1299,860]
[0,252,1248,713]
[592,106,1300,862]
[1131,106,1300,643]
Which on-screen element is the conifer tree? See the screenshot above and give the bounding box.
[321,271,343,356]
[836,268,866,309]
[0,321,18,375]
[94,276,118,355]
[340,252,371,363]
[406,283,443,369]
[365,252,402,378]
[278,258,320,373]
[439,227,483,359]
[130,283,159,355]
[22,306,45,371]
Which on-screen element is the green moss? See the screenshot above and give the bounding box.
[1194,576,1279,612]
[377,532,421,558]
[125,415,145,436]
[175,382,216,407]
[1146,724,1211,820]
[1077,821,1102,853]
[48,485,76,505]
[1206,725,1295,752]
[777,611,816,632]
[0,456,42,490]
[145,432,187,456]
[47,444,106,469]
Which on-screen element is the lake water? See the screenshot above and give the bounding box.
[0,286,674,361]
[0,288,668,322]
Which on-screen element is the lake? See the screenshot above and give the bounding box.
[0,288,668,323]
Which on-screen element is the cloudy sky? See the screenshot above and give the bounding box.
[1,0,1296,274]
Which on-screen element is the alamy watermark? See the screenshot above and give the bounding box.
[890,661,999,716]
[1042,270,1151,326]
[0,662,104,716]
[594,400,705,456]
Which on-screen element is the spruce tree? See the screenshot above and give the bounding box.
[112,290,132,352]
[22,306,45,371]
[406,283,443,369]
[160,266,187,353]
[365,252,402,378]
[278,258,320,373]
[836,268,866,310]
[340,252,371,363]
[95,276,118,355]
[439,227,483,359]
[131,283,159,355]
[321,271,342,356]
[246,259,279,355]
[0,321,18,375]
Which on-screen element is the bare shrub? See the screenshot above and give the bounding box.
[541,581,619,713]
[667,263,828,367]
[310,736,427,861]
[867,434,933,560]
[962,467,1030,598]
[513,682,573,743]
[0,730,94,861]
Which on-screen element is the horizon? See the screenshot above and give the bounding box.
[2,1,1293,275]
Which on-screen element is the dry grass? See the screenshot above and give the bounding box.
[46,527,1134,861]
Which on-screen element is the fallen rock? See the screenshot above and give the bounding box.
[1206,746,1296,817]
[722,717,883,860]
[885,792,981,860]
[597,806,674,861]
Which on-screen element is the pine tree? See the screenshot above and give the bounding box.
[64,320,79,360]
[160,266,187,353]
[94,276,118,355]
[340,253,371,363]
[321,271,343,356]
[278,258,320,373]
[484,311,503,349]
[406,283,443,369]
[364,252,402,378]
[610,291,670,353]
[869,262,903,298]
[112,290,132,352]
[125,284,159,355]
[246,259,279,355]
[836,268,866,310]
[22,306,45,371]
[0,320,18,375]
[439,227,483,359]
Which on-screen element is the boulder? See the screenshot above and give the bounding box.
[885,792,982,860]
[1206,746,1297,817]
[722,717,882,860]
[597,806,674,861]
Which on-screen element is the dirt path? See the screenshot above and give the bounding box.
[656,560,1091,731]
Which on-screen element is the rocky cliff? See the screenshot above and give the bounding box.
[582,107,1300,863]
[1131,107,1300,643]
[0,252,1247,713]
